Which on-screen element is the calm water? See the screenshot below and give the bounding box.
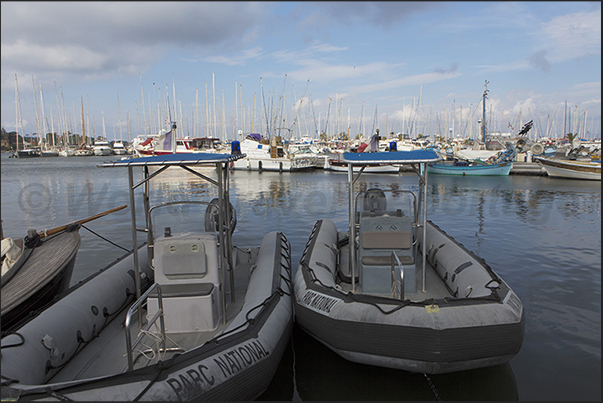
[1,153,600,401]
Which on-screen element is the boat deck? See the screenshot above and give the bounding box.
[49,256,255,383]
[1,231,80,316]
[336,239,451,301]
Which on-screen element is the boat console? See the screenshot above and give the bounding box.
[356,189,417,295]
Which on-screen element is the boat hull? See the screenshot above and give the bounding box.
[93,147,113,156]
[1,229,81,331]
[324,158,400,173]
[16,149,41,158]
[230,156,316,171]
[535,157,601,180]
[427,162,512,176]
[293,219,524,374]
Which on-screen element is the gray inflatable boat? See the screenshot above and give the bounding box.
[294,150,524,374]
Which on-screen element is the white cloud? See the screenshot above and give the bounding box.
[203,47,265,66]
[2,40,108,72]
[540,9,601,62]
[356,70,462,94]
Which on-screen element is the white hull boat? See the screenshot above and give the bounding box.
[1,152,294,401]
[324,156,400,173]
[112,141,127,155]
[230,138,317,172]
[294,150,525,374]
[534,157,601,180]
[92,142,113,156]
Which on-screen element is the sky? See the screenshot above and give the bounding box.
[1,1,601,143]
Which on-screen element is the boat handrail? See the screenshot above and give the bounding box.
[124,282,166,371]
[390,251,404,300]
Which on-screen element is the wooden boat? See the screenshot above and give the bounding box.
[427,160,513,176]
[293,150,525,374]
[534,157,601,180]
[1,152,293,401]
[1,227,80,331]
[428,149,514,176]
[1,206,125,332]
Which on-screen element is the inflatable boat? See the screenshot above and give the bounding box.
[294,150,524,374]
[2,150,293,400]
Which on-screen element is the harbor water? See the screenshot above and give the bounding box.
[1,153,600,401]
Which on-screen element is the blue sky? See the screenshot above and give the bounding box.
[1,1,600,142]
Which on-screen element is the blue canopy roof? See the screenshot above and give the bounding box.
[98,152,245,167]
[342,150,441,164]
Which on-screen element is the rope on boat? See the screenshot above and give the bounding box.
[80,224,130,252]
[44,387,73,401]
[423,373,442,401]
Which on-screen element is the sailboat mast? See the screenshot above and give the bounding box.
[482,80,489,143]
[39,83,48,149]
[15,74,20,152]
[80,97,86,147]
[117,91,123,141]
[32,76,41,146]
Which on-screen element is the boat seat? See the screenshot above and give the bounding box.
[358,215,416,295]
[147,233,222,333]
[361,230,412,250]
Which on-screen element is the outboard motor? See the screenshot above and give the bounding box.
[231,140,241,155]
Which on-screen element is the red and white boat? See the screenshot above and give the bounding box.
[132,124,222,157]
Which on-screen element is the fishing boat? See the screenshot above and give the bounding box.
[428,149,514,176]
[534,157,601,180]
[1,152,293,401]
[293,150,525,374]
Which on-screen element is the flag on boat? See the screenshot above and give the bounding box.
[152,128,173,153]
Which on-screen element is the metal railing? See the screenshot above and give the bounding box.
[125,283,166,371]
[390,251,405,300]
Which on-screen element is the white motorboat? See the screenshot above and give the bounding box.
[230,135,317,172]
[112,141,127,155]
[92,140,113,156]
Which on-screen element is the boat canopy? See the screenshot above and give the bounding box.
[98,152,244,168]
[342,150,441,164]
